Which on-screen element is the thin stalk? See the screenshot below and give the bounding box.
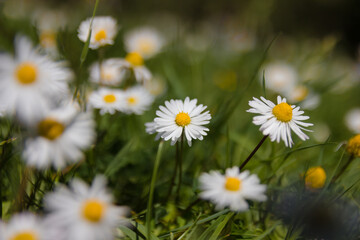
[240,135,268,170]
[176,133,184,200]
[146,141,164,240]
[331,154,355,183]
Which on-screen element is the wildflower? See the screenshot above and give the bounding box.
[247,96,313,147]
[262,62,297,94]
[78,16,118,49]
[118,52,152,83]
[304,166,326,189]
[89,58,126,86]
[346,134,360,157]
[284,85,320,110]
[44,176,129,240]
[345,108,360,134]
[149,97,211,146]
[119,85,154,115]
[88,88,123,115]
[199,167,267,212]
[23,104,95,169]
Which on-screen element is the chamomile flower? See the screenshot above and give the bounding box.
[44,176,129,240]
[151,97,211,146]
[247,96,313,147]
[346,134,360,157]
[88,88,123,115]
[78,16,118,49]
[199,167,267,212]
[119,86,154,115]
[119,52,152,83]
[345,108,360,134]
[304,166,326,189]
[0,36,71,125]
[124,27,165,59]
[23,104,95,169]
[262,62,297,94]
[89,58,126,86]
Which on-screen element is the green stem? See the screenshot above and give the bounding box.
[240,135,268,170]
[146,141,164,240]
[331,154,355,183]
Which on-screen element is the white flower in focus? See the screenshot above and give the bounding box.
[89,58,126,86]
[23,104,95,169]
[88,88,123,115]
[345,108,360,134]
[78,16,118,49]
[119,86,154,115]
[0,36,71,125]
[262,62,298,94]
[124,27,165,59]
[199,167,267,212]
[151,97,211,146]
[44,176,129,240]
[247,96,313,147]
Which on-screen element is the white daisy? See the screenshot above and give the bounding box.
[89,58,126,86]
[23,104,95,169]
[284,85,320,110]
[119,85,154,115]
[345,108,360,134]
[44,175,129,240]
[151,97,211,146]
[124,27,165,59]
[88,88,123,115]
[78,16,118,49]
[247,96,313,147]
[262,62,298,94]
[199,167,267,212]
[0,212,63,240]
[117,52,152,83]
[0,36,71,125]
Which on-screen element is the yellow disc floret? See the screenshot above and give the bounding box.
[127,96,137,105]
[38,118,65,141]
[272,102,293,122]
[103,94,116,103]
[224,177,242,191]
[11,231,38,240]
[15,63,37,85]
[305,166,326,189]
[139,39,155,55]
[125,52,144,66]
[346,134,360,157]
[94,29,107,42]
[175,112,191,127]
[82,199,105,223]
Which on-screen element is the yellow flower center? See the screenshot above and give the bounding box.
[40,31,56,48]
[272,102,293,122]
[224,177,242,191]
[15,63,37,85]
[11,231,37,240]
[100,70,113,81]
[305,166,326,189]
[139,39,155,54]
[38,118,64,141]
[82,199,105,223]
[94,29,107,42]
[175,112,191,127]
[346,134,360,157]
[125,52,144,66]
[127,96,137,105]
[293,86,309,102]
[103,94,116,103]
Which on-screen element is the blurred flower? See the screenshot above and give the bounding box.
[143,76,167,96]
[149,97,211,146]
[311,122,331,142]
[88,88,123,115]
[247,96,313,147]
[23,104,95,169]
[118,53,152,84]
[78,16,118,49]
[199,166,267,212]
[346,134,360,157]
[262,62,298,95]
[45,176,129,240]
[304,166,326,189]
[0,36,71,125]
[124,27,165,59]
[284,85,321,110]
[222,28,256,53]
[119,85,154,115]
[345,108,360,134]
[89,58,126,86]
[213,70,237,92]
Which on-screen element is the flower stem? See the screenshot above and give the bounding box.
[331,154,355,183]
[240,135,268,170]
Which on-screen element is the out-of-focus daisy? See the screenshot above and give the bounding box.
[247,96,313,147]
[23,104,95,169]
[150,97,211,146]
[120,52,152,83]
[304,166,326,189]
[284,85,320,110]
[0,212,63,240]
[44,175,129,240]
[262,62,298,94]
[345,108,360,134]
[346,134,360,158]
[124,27,165,59]
[143,76,167,96]
[89,58,126,86]
[0,36,71,125]
[78,16,118,49]
[119,86,154,115]
[311,122,330,143]
[88,88,123,115]
[199,167,267,212]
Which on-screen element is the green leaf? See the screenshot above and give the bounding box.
[208,212,234,240]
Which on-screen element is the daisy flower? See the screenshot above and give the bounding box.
[0,36,71,125]
[88,88,123,115]
[119,85,154,115]
[124,27,165,59]
[346,134,360,158]
[44,175,129,240]
[150,97,211,146]
[345,108,360,134]
[89,58,126,86]
[23,104,95,169]
[199,167,267,212]
[262,62,297,95]
[117,52,152,83]
[78,16,118,49]
[247,96,313,147]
